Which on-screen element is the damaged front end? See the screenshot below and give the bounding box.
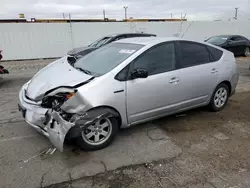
[40,87,117,152]
[45,108,116,152]
[41,87,87,152]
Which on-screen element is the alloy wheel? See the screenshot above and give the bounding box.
[81,117,112,146]
[214,87,228,108]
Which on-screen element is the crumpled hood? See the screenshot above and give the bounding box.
[26,56,93,100]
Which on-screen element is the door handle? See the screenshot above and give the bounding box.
[169,77,180,84]
[211,68,218,74]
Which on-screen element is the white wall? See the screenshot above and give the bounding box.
[0,21,249,60]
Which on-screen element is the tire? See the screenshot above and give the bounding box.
[244,46,250,57]
[76,108,119,151]
[209,83,229,112]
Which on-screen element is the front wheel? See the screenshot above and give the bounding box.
[209,83,229,112]
[76,110,119,151]
[244,46,250,57]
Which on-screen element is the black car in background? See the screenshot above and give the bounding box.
[205,35,250,57]
[67,33,157,58]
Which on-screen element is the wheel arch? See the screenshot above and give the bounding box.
[218,80,232,95]
[86,105,122,128]
[65,105,122,140]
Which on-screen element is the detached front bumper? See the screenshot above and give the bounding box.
[18,85,75,152]
[45,110,75,152]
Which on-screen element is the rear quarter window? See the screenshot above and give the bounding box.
[207,46,223,61]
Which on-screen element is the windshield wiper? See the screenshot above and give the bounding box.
[75,67,92,75]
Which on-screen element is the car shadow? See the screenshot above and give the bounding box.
[64,106,211,153]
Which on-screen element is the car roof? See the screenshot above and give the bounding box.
[114,37,189,46]
[212,35,232,38]
[211,35,245,38]
[210,35,249,40]
[106,33,156,38]
[114,37,231,53]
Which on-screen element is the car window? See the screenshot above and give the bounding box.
[235,36,245,41]
[230,36,243,42]
[74,43,143,76]
[206,36,228,45]
[132,42,175,76]
[179,42,210,68]
[207,46,223,62]
[115,65,130,81]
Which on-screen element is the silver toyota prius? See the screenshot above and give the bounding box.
[18,37,239,152]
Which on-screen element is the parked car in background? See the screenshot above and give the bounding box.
[67,33,156,58]
[205,35,250,57]
[19,37,238,152]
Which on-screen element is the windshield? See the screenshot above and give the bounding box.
[88,37,112,48]
[74,43,143,76]
[206,36,228,45]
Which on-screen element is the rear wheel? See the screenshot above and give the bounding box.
[244,46,250,57]
[209,83,229,112]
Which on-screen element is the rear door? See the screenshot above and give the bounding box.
[174,41,221,106]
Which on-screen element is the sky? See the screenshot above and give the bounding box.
[1,0,250,21]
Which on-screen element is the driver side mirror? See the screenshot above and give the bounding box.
[131,68,148,79]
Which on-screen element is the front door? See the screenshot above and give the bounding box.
[126,42,182,124]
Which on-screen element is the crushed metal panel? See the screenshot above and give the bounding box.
[75,108,119,128]
[47,111,75,152]
[61,93,92,114]
[46,108,119,152]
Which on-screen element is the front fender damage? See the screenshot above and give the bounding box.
[47,110,75,152]
[46,108,119,152]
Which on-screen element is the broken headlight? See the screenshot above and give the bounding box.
[41,87,76,110]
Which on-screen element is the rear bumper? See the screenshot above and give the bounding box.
[230,71,239,96]
[230,88,236,97]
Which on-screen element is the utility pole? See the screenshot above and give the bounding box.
[124,6,128,20]
[69,13,74,49]
[62,13,65,19]
[103,10,106,20]
[171,13,172,19]
[234,8,239,20]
